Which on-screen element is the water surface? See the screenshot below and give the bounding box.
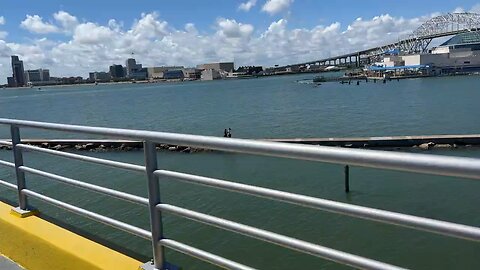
[0,75,479,269]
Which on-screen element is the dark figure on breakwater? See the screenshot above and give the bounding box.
[228,128,232,138]
[223,129,228,137]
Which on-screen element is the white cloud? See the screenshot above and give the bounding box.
[262,0,294,15]
[53,11,78,32]
[73,22,115,44]
[238,0,257,12]
[20,15,59,34]
[216,18,254,39]
[0,16,6,39]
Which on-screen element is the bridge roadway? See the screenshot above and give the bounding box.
[287,27,480,68]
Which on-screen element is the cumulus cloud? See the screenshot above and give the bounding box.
[73,22,115,44]
[0,16,6,39]
[262,0,294,15]
[53,11,78,32]
[20,15,59,34]
[0,10,439,83]
[238,0,257,12]
[216,18,254,38]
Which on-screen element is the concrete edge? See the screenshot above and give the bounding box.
[0,201,143,270]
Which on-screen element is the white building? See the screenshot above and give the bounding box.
[201,69,221,81]
[377,32,480,74]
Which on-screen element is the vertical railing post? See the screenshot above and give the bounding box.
[344,165,350,193]
[11,125,28,210]
[143,141,165,270]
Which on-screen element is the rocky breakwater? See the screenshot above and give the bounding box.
[0,140,209,154]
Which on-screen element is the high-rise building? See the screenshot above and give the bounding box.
[125,58,142,77]
[25,69,50,83]
[11,55,25,87]
[109,65,125,79]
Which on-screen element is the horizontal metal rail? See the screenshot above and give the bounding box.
[0,140,12,146]
[21,188,151,240]
[157,204,406,270]
[1,118,480,180]
[0,159,15,169]
[0,179,17,190]
[155,170,480,242]
[17,144,145,173]
[159,239,256,270]
[19,166,149,206]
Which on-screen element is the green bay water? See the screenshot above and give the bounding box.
[0,74,479,269]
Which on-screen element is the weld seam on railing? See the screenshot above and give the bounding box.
[21,188,151,239]
[0,140,12,146]
[17,144,145,173]
[0,159,15,168]
[19,166,149,206]
[157,204,406,270]
[159,238,257,270]
[0,179,17,190]
[155,170,480,242]
[1,118,480,180]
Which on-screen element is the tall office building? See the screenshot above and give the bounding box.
[25,69,50,83]
[125,58,142,77]
[11,56,25,87]
[109,64,125,78]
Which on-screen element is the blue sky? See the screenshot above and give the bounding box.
[0,0,480,81]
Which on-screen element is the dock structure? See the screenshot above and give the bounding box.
[265,134,480,148]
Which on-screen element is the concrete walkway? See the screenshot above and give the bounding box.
[0,255,24,270]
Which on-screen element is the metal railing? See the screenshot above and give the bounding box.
[0,118,479,270]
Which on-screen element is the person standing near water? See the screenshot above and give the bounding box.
[228,128,232,138]
[223,129,228,137]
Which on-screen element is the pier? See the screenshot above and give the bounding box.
[266,134,480,148]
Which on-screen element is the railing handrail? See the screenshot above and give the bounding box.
[1,118,480,180]
[0,118,479,270]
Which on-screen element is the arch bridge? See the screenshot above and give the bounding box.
[288,12,480,69]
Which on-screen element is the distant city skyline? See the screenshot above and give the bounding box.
[1,1,480,83]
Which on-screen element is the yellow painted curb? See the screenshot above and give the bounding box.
[0,201,143,270]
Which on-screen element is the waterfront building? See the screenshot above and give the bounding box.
[201,69,221,81]
[11,55,25,87]
[129,68,148,80]
[163,70,184,80]
[25,69,50,83]
[125,58,142,77]
[109,65,125,79]
[146,66,185,80]
[182,68,202,80]
[89,71,111,82]
[6,77,15,87]
[373,32,480,75]
[197,62,235,73]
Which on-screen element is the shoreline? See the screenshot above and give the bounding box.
[3,71,480,91]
